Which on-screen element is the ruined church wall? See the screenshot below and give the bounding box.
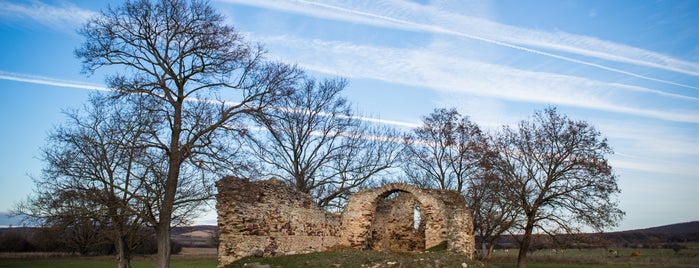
[216,177,341,267]
[422,189,476,257]
[216,179,475,267]
[339,183,474,258]
[369,192,425,251]
[447,207,475,256]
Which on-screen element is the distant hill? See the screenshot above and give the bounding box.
[0,212,23,228]
[171,225,218,235]
[622,221,699,234]
[488,221,699,250]
[171,225,218,248]
[586,221,699,248]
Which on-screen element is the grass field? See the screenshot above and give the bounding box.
[485,243,699,268]
[0,257,217,268]
[226,248,477,268]
[0,247,218,268]
[225,244,699,268]
[2,245,698,268]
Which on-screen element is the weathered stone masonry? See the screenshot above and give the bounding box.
[216,177,475,267]
[216,177,341,266]
[340,183,474,256]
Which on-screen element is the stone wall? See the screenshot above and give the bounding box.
[216,177,341,267]
[339,183,474,258]
[368,192,425,251]
[216,178,475,266]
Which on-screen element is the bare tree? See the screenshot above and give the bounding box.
[490,107,624,268]
[466,171,519,259]
[15,94,156,267]
[17,189,106,255]
[74,0,301,266]
[401,108,486,192]
[402,108,512,258]
[319,123,403,209]
[246,77,401,208]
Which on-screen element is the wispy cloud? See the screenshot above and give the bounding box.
[612,158,699,176]
[255,35,699,123]
[601,121,699,158]
[601,120,699,176]
[0,70,421,129]
[0,71,108,91]
[218,0,699,88]
[0,0,96,30]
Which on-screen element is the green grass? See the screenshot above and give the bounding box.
[225,244,699,268]
[0,256,218,268]
[486,263,656,268]
[226,247,478,268]
[2,244,698,268]
[484,244,699,268]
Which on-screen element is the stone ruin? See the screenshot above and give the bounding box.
[216,177,475,267]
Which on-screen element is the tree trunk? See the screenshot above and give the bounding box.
[517,220,535,268]
[155,100,183,268]
[155,158,181,267]
[155,157,181,268]
[116,235,131,268]
[488,241,497,259]
[155,222,171,268]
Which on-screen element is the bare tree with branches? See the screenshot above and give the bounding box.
[467,171,519,259]
[490,107,624,268]
[16,94,160,267]
[401,108,514,258]
[246,77,402,208]
[401,108,487,192]
[74,1,301,266]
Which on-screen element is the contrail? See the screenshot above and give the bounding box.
[295,0,699,91]
[0,71,421,128]
[0,71,109,91]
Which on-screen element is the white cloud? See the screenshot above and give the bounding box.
[217,0,699,87]
[255,34,699,123]
[0,1,96,30]
[612,158,699,176]
[0,70,423,129]
[601,121,699,157]
[599,120,699,175]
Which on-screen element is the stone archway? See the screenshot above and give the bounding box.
[216,178,475,266]
[368,190,426,251]
[339,183,474,256]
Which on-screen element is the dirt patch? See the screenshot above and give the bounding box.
[177,247,217,257]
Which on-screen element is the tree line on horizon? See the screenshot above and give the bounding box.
[9,1,623,268]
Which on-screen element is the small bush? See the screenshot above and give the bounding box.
[662,243,687,253]
[28,228,67,252]
[171,241,182,254]
[133,238,182,255]
[0,231,34,252]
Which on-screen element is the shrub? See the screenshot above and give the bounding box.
[662,243,687,253]
[133,237,182,255]
[0,230,34,252]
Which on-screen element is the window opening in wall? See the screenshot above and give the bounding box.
[384,191,400,200]
[413,204,421,230]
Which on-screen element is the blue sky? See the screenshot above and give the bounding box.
[0,0,697,231]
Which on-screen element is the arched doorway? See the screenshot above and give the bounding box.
[340,183,449,251]
[367,190,426,251]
